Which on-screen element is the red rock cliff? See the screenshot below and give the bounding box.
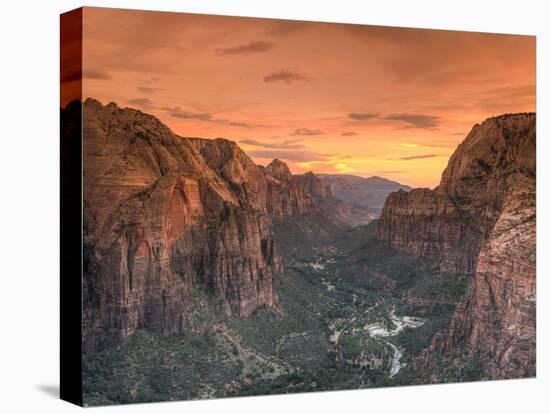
[376,113,536,378]
[78,99,330,353]
[263,164,331,219]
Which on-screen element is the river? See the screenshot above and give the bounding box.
[364,309,423,378]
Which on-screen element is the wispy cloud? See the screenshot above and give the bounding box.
[341,131,358,136]
[267,21,306,37]
[228,121,255,128]
[291,128,324,136]
[161,106,267,128]
[264,70,307,84]
[397,142,454,149]
[240,138,305,150]
[163,107,214,121]
[398,154,440,161]
[127,98,154,109]
[474,84,535,112]
[230,120,271,128]
[217,41,276,55]
[385,113,440,129]
[83,68,111,80]
[295,160,356,174]
[282,138,303,145]
[349,112,378,121]
[348,112,441,129]
[246,149,333,163]
[137,86,162,94]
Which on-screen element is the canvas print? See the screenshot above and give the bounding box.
[60,7,536,406]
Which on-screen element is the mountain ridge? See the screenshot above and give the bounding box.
[75,98,371,353]
[317,173,412,212]
[74,98,535,381]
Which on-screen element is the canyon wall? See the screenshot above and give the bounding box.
[376,113,536,378]
[77,99,331,353]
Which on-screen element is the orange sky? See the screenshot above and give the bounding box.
[76,7,535,188]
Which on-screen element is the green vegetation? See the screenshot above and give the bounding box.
[83,328,241,405]
[83,217,472,404]
[232,352,388,396]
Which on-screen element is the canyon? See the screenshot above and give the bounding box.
[77,99,339,352]
[75,98,379,353]
[72,99,536,404]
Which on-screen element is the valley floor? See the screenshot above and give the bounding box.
[83,219,470,406]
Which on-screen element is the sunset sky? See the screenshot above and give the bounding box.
[74,7,535,188]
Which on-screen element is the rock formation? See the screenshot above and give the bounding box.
[376,113,536,378]
[262,161,331,219]
[76,99,332,353]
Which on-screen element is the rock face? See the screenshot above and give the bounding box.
[262,161,331,219]
[77,99,332,353]
[376,114,535,275]
[376,113,536,379]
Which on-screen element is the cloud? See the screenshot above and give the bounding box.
[163,106,214,121]
[398,154,440,161]
[162,107,267,128]
[341,131,358,136]
[473,84,535,113]
[264,70,307,84]
[349,112,378,121]
[82,68,111,80]
[344,25,535,86]
[228,121,255,128]
[240,138,305,150]
[228,120,271,128]
[246,149,332,163]
[398,142,455,149]
[267,21,307,37]
[217,41,276,55]
[127,98,154,108]
[348,112,440,129]
[385,113,440,128]
[137,86,161,94]
[281,138,303,145]
[377,170,406,174]
[294,160,356,174]
[291,128,324,136]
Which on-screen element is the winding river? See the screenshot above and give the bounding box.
[364,309,424,378]
[316,258,423,379]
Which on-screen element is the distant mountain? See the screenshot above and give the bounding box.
[317,174,412,211]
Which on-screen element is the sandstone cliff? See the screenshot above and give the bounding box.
[262,161,331,219]
[77,99,332,353]
[376,113,536,379]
